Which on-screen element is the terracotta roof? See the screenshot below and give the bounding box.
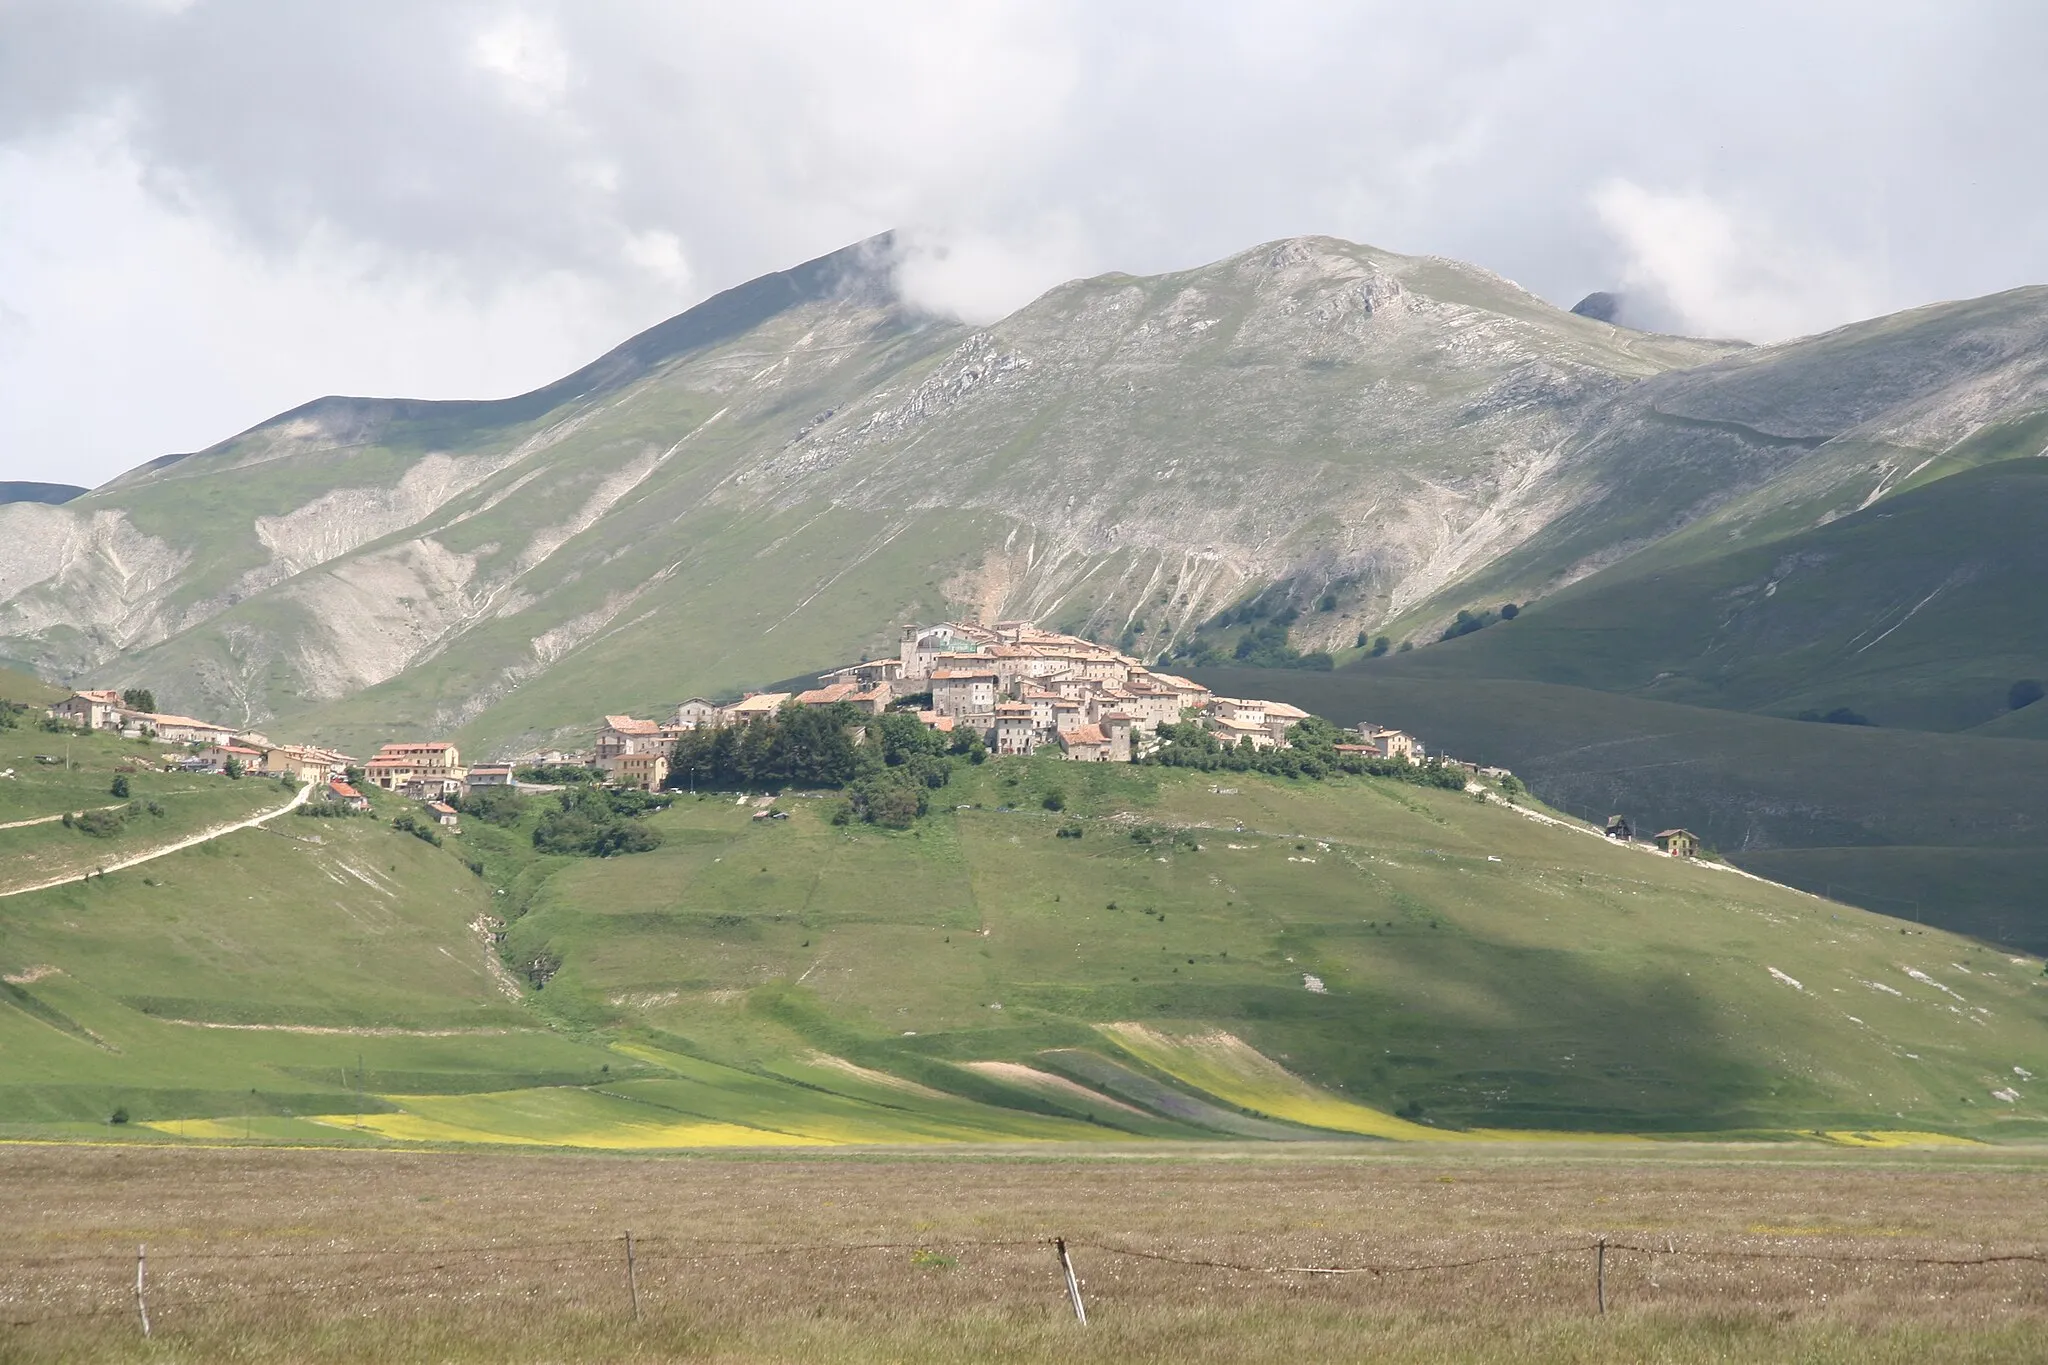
[427,802,458,815]
[1654,829,1695,839]
[1262,701,1311,720]
[930,668,998,680]
[375,741,455,753]
[794,682,859,705]
[603,716,662,734]
[1063,724,1107,746]
[327,781,363,798]
[73,689,123,704]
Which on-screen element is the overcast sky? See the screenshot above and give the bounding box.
[3,1,2043,488]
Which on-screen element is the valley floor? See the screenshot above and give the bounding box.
[3,1144,2045,1363]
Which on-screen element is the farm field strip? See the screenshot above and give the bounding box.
[3,1144,2045,1363]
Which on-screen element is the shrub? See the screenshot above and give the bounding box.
[1041,790,1066,812]
[72,807,128,838]
[1440,608,1498,641]
[109,1106,129,1125]
[109,775,129,799]
[390,812,443,847]
[1499,602,1520,620]
[513,763,598,785]
[2009,679,2045,712]
[531,787,665,856]
[224,757,244,779]
[457,787,529,827]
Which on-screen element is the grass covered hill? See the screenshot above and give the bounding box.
[1369,456,2048,735]
[1191,667,2048,952]
[6,750,2045,1148]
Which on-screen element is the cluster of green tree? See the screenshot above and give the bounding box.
[120,688,156,714]
[1163,594,1339,672]
[1355,633,1393,657]
[1440,603,1519,642]
[63,801,166,838]
[0,699,28,729]
[1141,715,1468,789]
[390,811,444,846]
[512,763,598,785]
[669,704,982,830]
[295,802,369,818]
[1170,618,1335,671]
[532,786,669,856]
[455,787,529,827]
[1796,707,1874,726]
[669,702,868,789]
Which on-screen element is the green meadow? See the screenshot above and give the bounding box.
[6,751,2045,1151]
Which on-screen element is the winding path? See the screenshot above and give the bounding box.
[0,782,314,900]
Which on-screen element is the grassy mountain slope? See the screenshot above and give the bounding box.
[1393,288,2048,636]
[0,727,288,892]
[1372,458,2048,732]
[1189,668,2048,950]
[10,756,2044,1147]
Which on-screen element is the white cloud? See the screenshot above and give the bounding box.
[471,12,572,111]
[1,2,2044,484]
[1591,180,1885,342]
[892,221,1094,324]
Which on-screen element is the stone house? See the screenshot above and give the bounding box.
[1060,724,1111,761]
[1100,713,1134,762]
[670,698,723,730]
[465,764,515,788]
[722,692,790,725]
[603,750,670,792]
[992,702,1038,756]
[425,801,461,829]
[128,712,239,746]
[596,716,664,760]
[1211,698,1268,727]
[366,741,465,791]
[51,690,123,730]
[929,669,999,719]
[325,779,370,811]
[1261,700,1311,745]
[1208,715,1278,750]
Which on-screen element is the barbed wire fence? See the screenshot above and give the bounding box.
[4,1231,2044,1336]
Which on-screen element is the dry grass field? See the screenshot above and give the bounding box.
[3,1143,2046,1363]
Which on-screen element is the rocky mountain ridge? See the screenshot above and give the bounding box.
[2,233,2042,756]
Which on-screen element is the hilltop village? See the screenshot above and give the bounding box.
[35,621,1715,857]
[588,621,1425,792]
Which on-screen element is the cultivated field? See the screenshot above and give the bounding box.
[3,1144,2045,1363]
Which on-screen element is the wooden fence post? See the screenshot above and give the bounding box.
[135,1243,151,1339]
[625,1230,641,1321]
[1595,1237,1606,1315]
[1054,1237,1087,1325]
